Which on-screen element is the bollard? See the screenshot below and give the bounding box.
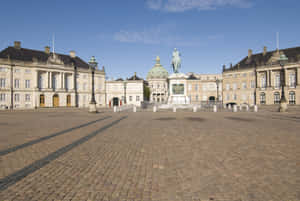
[233,105,237,112]
[213,105,217,112]
[246,105,249,111]
[239,105,243,111]
[193,106,197,112]
[173,107,176,112]
[228,104,232,110]
[133,106,136,113]
[224,104,227,109]
[254,105,258,112]
[113,106,117,113]
[153,106,157,113]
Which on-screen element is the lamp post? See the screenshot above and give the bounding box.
[88,56,97,113]
[278,53,288,112]
[216,78,220,103]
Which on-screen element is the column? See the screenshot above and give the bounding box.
[49,72,52,89]
[60,73,64,89]
[266,70,270,87]
[297,68,300,86]
[47,72,50,88]
[72,73,75,89]
[34,70,38,89]
[269,70,272,87]
[284,68,288,87]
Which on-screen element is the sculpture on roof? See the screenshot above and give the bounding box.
[171,48,181,73]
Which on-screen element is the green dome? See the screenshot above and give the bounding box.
[147,56,169,79]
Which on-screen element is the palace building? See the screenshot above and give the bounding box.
[222,46,300,106]
[0,41,106,109]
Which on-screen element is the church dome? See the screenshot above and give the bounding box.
[147,56,169,79]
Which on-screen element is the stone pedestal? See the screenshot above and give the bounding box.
[279,101,287,112]
[168,73,190,105]
[89,103,97,113]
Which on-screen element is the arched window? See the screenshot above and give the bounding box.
[289,91,296,104]
[274,92,280,104]
[260,92,266,104]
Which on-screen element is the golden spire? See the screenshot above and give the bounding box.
[156,56,160,64]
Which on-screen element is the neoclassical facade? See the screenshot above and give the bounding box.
[223,46,300,106]
[105,73,144,107]
[146,56,169,103]
[0,41,106,109]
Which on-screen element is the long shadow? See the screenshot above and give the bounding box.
[0,116,127,191]
[0,116,112,156]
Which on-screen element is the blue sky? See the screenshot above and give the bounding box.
[0,0,300,79]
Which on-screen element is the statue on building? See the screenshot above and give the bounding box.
[171,48,181,73]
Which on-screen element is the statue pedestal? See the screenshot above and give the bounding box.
[168,95,190,105]
[89,103,97,113]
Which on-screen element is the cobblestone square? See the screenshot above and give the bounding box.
[0,108,299,201]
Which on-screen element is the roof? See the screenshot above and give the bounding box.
[187,74,198,80]
[147,56,169,79]
[128,73,143,81]
[224,46,300,72]
[0,46,90,69]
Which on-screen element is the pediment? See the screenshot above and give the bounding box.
[47,54,64,65]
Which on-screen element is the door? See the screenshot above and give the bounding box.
[113,97,119,106]
[40,95,45,107]
[67,95,71,107]
[53,94,59,107]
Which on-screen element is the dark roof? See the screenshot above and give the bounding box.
[224,46,300,72]
[187,74,198,80]
[128,73,143,81]
[115,78,124,81]
[0,46,89,69]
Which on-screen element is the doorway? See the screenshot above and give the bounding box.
[40,94,45,107]
[53,94,59,107]
[113,97,119,106]
[67,95,71,107]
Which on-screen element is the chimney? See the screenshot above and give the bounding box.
[263,46,267,56]
[45,46,50,54]
[14,41,21,49]
[69,51,76,58]
[248,49,252,58]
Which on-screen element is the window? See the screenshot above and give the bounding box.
[289,91,296,104]
[0,67,6,72]
[121,96,124,101]
[233,83,237,90]
[0,78,5,88]
[233,74,237,78]
[274,92,280,104]
[233,94,237,100]
[14,69,20,73]
[14,94,20,102]
[136,96,140,101]
[25,80,30,88]
[289,73,296,88]
[25,94,31,102]
[195,95,199,101]
[0,93,5,101]
[188,84,192,91]
[52,76,57,89]
[275,74,280,89]
[129,96,132,101]
[226,94,230,101]
[25,69,31,73]
[242,82,247,89]
[243,73,247,77]
[261,76,266,88]
[250,80,255,88]
[226,84,230,91]
[251,72,255,76]
[260,93,266,104]
[39,75,44,89]
[195,84,198,91]
[14,79,20,88]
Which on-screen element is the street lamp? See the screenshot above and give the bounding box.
[278,53,288,112]
[88,56,98,113]
[216,78,220,102]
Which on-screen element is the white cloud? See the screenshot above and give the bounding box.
[113,24,223,47]
[146,0,252,12]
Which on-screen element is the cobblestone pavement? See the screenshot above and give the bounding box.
[0,108,299,201]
